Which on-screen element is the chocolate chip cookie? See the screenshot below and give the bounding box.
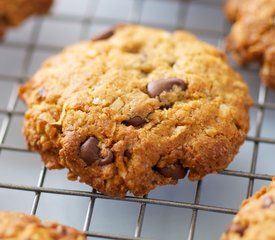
[224,0,275,88]
[221,178,275,240]
[19,24,252,197]
[0,211,85,239]
[0,0,53,38]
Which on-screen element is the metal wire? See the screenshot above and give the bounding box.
[187,181,202,240]
[134,194,147,238]
[83,189,98,232]
[0,0,274,239]
[246,85,267,198]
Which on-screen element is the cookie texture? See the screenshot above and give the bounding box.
[0,0,53,37]
[19,25,252,197]
[0,212,85,239]
[221,178,275,240]
[224,0,275,88]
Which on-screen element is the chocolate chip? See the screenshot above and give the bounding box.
[262,196,274,208]
[157,163,187,179]
[91,24,125,41]
[123,116,147,127]
[99,149,114,166]
[147,78,187,98]
[80,137,115,166]
[80,137,100,165]
[226,223,245,236]
[91,29,114,41]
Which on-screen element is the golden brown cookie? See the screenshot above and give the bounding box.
[224,0,271,22]
[224,0,275,88]
[19,24,252,197]
[0,0,53,38]
[0,211,85,239]
[221,178,275,240]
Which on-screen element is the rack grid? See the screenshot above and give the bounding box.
[0,0,274,239]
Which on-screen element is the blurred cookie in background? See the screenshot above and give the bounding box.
[224,0,275,88]
[0,0,53,38]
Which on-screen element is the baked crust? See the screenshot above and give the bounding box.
[0,0,53,37]
[225,0,275,88]
[19,25,252,197]
[221,178,275,240]
[0,212,85,240]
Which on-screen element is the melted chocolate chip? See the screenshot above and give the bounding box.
[91,24,125,41]
[147,78,187,97]
[80,137,100,165]
[157,163,187,179]
[262,196,274,208]
[91,29,115,41]
[80,137,115,166]
[226,223,246,236]
[123,116,147,127]
[99,149,114,166]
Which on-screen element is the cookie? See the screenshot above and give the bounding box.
[224,0,275,88]
[19,24,252,197]
[0,0,53,38]
[0,211,85,239]
[221,178,275,240]
[224,0,268,22]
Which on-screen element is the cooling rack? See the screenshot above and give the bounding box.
[0,0,275,239]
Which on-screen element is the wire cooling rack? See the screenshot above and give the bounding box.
[0,0,275,239]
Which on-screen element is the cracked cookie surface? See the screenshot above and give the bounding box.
[221,178,275,240]
[225,0,275,88]
[0,0,53,37]
[19,25,252,197]
[0,211,85,240]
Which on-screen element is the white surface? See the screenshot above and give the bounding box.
[0,0,274,240]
